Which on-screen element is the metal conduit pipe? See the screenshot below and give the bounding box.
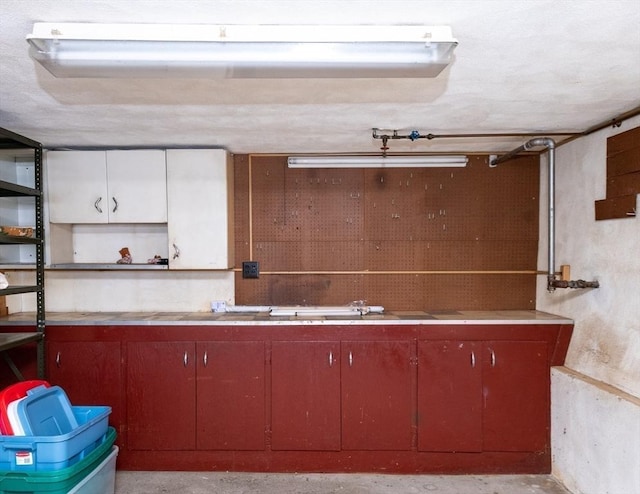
[527,139,556,291]
[492,139,600,292]
[491,138,558,291]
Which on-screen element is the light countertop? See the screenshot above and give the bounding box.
[0,310,573,326]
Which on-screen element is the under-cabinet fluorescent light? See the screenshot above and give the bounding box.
[26,23,458,78]
[287,156,468,168]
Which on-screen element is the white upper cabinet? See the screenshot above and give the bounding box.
[106,151,167,223]
[167,149,234,269]
[47,151,108,223]
[47,150,167,223]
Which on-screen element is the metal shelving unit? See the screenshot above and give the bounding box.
[0,127,45,379]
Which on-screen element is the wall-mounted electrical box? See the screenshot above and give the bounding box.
[242,261,259,279]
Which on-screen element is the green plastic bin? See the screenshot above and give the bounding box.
[0,427,116,494]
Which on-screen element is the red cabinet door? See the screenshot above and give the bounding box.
[127,341,196,450]
[47,341,123,436]
[418,340,549,453]
[196,341,266,450]
[341,341,413,451]
[417,340,482,452]
[482,340,549,452]
[271,341,341,451]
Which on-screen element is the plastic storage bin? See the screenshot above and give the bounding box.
[0,406,111,472]
[13,385,78,436]
[0,381,50,435]
[0,427,116,494]
[68,446,118,494]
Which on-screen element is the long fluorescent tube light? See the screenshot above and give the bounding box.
[26,23,458,78]
[288,156,468,168]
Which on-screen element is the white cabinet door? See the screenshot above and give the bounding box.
[167,149,234,269]
[47,150,167,223]
[106,150,167,223]
[47,151,109,223]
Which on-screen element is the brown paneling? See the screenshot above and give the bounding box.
[235,154,540,310]
[365,274,426,309]
[597,126,640,220]
[606,170,640,198]
[607,147,640,176]
[595,194,637,220]
[233,154,250,237]
[607,126,640,156]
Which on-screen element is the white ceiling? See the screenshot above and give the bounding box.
[1,0,639,155]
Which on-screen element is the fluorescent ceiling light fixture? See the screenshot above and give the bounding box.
[288,155,468,168]
[26,23,458,78]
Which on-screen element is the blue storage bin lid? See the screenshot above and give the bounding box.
[15,385,79,436]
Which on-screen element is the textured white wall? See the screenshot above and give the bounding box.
[537,116,640,494]
[537,115,640,397]
[9,269,235,312]
[44,271,235,312]
[552,367,640,494]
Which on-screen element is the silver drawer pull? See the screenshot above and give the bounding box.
[490,348,496,367]
[470,351,476,368]
[94,197,102,213]
[183,351,188,367]
[55,351,61,368]
[203,351,208,367]
[349,351,353,367]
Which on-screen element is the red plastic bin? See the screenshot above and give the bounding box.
[0,381,50,435]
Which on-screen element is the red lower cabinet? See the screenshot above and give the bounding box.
[418,339,549,453]
[196,341,266,450]
[127,340,266,451]
[271,341,341,451]
[47,339,123,439]
[341,340,413,450]
[417,340,483,452]
[482,340,548,452]
[43,323,568,472]
[271,340,413,452]
[127,341,196,450]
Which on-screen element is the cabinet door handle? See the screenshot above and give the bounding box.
[111,197,118,213]
[94,197,103,213]
[183,351,188,367]
[328,351,334,367]
[489,348,496,367]
[55,351,61,368]
[203,351,208,367]
[348,351,353,367]
[173,243,180,259]
[470,351,476,368]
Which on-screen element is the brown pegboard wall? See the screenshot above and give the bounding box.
[235,154,540,310]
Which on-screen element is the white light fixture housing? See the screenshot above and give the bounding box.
[287,155,468,168]
[26,23,458,78]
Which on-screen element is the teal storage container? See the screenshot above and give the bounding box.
[0,427,116,494]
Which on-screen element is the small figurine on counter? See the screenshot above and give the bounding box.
[117,247,132,264]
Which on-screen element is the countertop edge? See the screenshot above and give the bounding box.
[0,311,574,326]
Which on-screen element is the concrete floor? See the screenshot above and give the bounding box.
[114,472,572,494]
